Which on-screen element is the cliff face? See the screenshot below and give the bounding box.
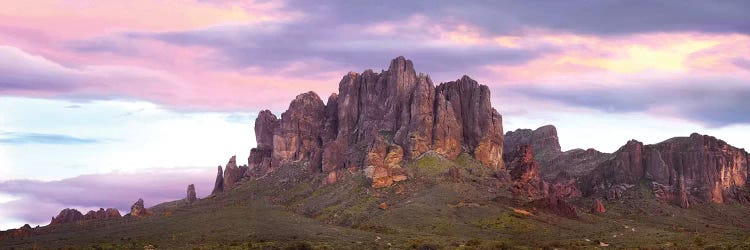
[504,125,561,160]
[584,133,750,206]
[505,125,609,179]
[239,56,505,188]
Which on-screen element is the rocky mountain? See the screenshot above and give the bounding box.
[5,56,750,249]
[583,133,750,207]
[229,56,505,190]
[505,125,610,179]
[504,125,561,160]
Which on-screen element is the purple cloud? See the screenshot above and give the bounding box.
[0,167,214,230]
[282,0,750,35]
[0,131,102,145]
[507,75,750,127]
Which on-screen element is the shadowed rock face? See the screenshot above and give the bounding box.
[584,133,750,206]
[505,125,609,179]
[211,165,223,195]
[504,125,561,159]
[243,56,505,187]
[186,184,197,204]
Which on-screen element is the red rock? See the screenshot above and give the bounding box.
[504,145,545,197]
[584,133,750,205]
[378,202,388,210]
[0,224,35,240]
[591,199,606,213]
[50,208,84,224]
[223,155,242,191]
[325,171,337,185]
[272,91,326,171]
[129,198,150,217]
[530,195,578,218]
[248,110,278,175]
[83,208,121,220]
[238,56,507,188]
[434,76,504,169]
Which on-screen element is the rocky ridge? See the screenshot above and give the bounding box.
[505,125,610,179]
[583,133,750,207]
[225,56,505,190]
[50,207,121,225]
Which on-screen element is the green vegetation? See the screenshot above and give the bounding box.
[4,157,750,249]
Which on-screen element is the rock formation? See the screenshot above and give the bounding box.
[83,208,121,220]
[186,184,197,204]
[504,125,561,160]
[504,145,546,198]
[212,165,224,195]
[242,56,505,188]
[129,198,150,217]
[591,199,606,213]
[50,208,84,224]
[583,133,750,206]
[50,207,120,225]
[272,91,326,170]
[247,110,278,175]
[0,224,35,240]
[530,195,578,218]
[505,125,609,178]
[223,156,244,191]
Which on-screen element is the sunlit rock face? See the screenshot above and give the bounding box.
[242,56,505,187]
[583,133,750,206]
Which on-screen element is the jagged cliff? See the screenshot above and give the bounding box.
[583,133,750,207]
[505,125,610,179]
[234,56,505,189]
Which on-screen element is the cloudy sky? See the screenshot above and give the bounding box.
[1,0,749,230]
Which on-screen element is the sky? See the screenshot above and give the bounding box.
[1,0,749,230]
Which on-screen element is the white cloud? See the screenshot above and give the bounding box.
[0,97,256,181]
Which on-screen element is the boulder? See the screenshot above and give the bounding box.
[591,199,606,213]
